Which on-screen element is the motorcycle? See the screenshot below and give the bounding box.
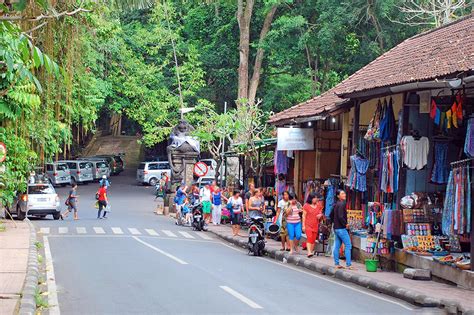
[190,201,205,231]
[247,216,265,256]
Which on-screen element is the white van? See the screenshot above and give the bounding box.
[60,160,94,184]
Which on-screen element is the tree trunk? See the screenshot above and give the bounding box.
[236,0,254,105]
[248,5,277,106]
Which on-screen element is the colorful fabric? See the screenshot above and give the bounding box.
[431,142,449,184]
[346,155,370,192]
[465,118,474,157]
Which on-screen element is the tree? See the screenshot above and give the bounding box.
[396,0,471,26]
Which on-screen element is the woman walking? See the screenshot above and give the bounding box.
[276,191,290,251]
[286,197,303,255]
[97,182,108,219]
[302,193,323,257]
[330,190,352,269]
[211,186,223,225]
[228,190,244,236]
[61,183,79,220]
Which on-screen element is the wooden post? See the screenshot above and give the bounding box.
[340,111,350,177]
[397,93,410,208]
[352,100,361,154]
[294,151,301,198]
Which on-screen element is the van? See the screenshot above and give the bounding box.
[60,160,94,184]
[93,155,125,175]
[90,160,111,180]
[45,162,71,186]
[136,161,171,186]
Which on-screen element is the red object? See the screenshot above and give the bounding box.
[430,99,437,119]
[97,187,107,201]
[193,162,208,177]
[53,172,58,176]
[76,171,81,174]
[250,226,257,231]
[303,202,323,240]
[21,194,28,202]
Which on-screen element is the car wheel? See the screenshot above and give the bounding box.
[61,183,67,187]
[149,178,158,186]
[53,213,61,220]
[17,206,25,220]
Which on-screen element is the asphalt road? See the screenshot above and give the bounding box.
[31,170,436,315]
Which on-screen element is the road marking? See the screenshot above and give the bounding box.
[128,228,141,235]
[111,227,123,234]
[39,227,50,234]
[93,227,105,234]
[145,229,159,236]
[43,236,61,315]
[162,230,177,237]
[76,227,86,234]
[178,231,194,239]
[58,227,68,234]
[132,236,188,265]
[195,232,212,240]
[219,286,263,309]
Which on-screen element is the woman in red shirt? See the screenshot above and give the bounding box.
[97,183,108,219]
[302,193,323,258]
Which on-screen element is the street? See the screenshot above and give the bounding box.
[33,171,427,315]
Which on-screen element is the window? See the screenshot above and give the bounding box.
[28,185,55,194]
[46,165,53,172]
[148,163,158,170]
[68,163,77,169]
[79,162,92,169]
[97,162,107,168]
[56,164,68,171]
[157,163,170,170]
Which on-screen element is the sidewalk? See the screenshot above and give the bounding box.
[207,224,474,314]
[0,220,30,315]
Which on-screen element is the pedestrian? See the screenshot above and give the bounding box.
[276,191,290,251]
[182,197,193,226]
[96,182,108,219]
[175,184,187,224]
[286,196,303,255]
[302,193,323,258]
[60,183,78,220]
[244,183,255,214]
[99,175,110,189]
[248,188,265,218]
[330,189,353,269]
[200,184,212,224]
[190,185,200,204]
[211,186,223,225]
[228,190,244,236]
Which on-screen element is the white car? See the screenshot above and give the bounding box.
[7,182,61,220]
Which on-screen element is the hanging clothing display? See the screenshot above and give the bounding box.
[364,100,382,141]
[431,142,449,184]
[346,155,370,192]
[274,149,289,175]
[380,149,399,193]
[430,95,464,130]
[379,98,396,142]
[465,117,474,157]
[401,136,429,170]
[442,164,472,235]
[396,109,403,145]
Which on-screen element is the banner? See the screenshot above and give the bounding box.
[277,128,314,151]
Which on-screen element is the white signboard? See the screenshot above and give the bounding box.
[277,128,314,151]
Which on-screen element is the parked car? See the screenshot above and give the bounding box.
[45,162,71,186]
[60,160,94,185]
[91,160,111,180]
[7,182,61,220]
[94,155,124,175]
[195,176,215,189]
[136,161,171,186]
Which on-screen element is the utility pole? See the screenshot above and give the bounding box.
[220,101,227,187]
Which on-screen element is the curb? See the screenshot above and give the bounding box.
[208,229,471,314]
[18,219,38,315]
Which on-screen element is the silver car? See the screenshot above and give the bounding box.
[90,160,111,180]
[45,162,71,186]
[136,161,171,186]
[61,160,94,184]
[7,182,61,220]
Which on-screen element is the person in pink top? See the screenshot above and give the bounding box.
[285,197,303,254]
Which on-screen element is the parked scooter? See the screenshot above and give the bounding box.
[190,201,206,231]
[248,216,265,256]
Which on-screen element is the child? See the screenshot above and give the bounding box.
[182,198,193,226]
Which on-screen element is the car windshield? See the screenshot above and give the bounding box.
[56,163,68,171]
[28,185,55,194]
[79,162,93,169]
[97,162,107,168]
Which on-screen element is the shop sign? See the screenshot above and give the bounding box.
[277,128,314,151]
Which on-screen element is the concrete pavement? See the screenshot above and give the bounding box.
[28,170,444,314]
[0,220,30,315]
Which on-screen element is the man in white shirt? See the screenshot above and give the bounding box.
[200,184,212,224]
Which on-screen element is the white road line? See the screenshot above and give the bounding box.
[111,227,123,235]
[128,228,141,235]
[39,227,50,234]
[162,230,177,237]
[145,229,159,236]
[195,232,212,240]
[132,236,188,265]
[93,227,105,234]
[58,227,68,234]
[218,242,413,311]
[178,231,194,239]
[43,236,61,315]
[76,227,86,234]
[219,286,263,309]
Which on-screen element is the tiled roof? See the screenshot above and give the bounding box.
[336,13,474,96]
[267,88,346,125]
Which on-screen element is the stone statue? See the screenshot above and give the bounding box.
[167,120,200,186]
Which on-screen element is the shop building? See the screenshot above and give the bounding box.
[269,14,474,288]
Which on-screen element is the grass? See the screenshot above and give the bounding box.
[34,289,49,309]
[35,241,44,249]
[37,254,43,264]
[0,222,5,232]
